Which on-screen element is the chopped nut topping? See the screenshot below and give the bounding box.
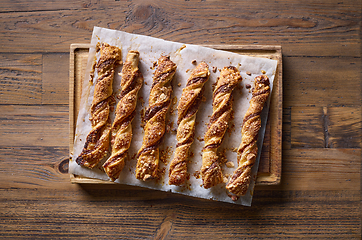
[226,162,235,168]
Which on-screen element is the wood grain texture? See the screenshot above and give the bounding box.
[283,56,361,107]
[42,53,69,104]
[0,0,361,238]
[0,0,360,57]
[0,105,69,147]
[291,106,362,148]
[0,187,360,239]
[280,148,360,191]
[0,54,42,104]
[327,107,362,148]
[291,107,325,148]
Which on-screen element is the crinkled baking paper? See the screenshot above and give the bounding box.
[70,26,278,206]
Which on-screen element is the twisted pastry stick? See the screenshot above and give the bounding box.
[76,43,122,168]
[136,56,177,181]
[169,62,210,186]
[201,66,242,189]
[226,75,270,196]
[103,51,143,181]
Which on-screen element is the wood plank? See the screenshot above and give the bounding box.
[283,107,292,150]
[0,0,360,56]
[284,56,361,107]
[276,148,361,191]
[0,146,69,189]
[291,106,361,148]
[0,105,69,147]
[327,107,362,148]
[291,107,325,148]
[0,0,87,12]
[42,53,69,104]
[0,187,359,238]
[0,54,42,104]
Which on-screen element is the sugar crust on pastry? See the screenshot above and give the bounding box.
[226,75,270,196]
[136,56,177,181]
[201,66,242,189]
[103,50,143,181]
[169,62,210,186]
[76,43,122,168]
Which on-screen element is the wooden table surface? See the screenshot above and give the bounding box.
[1,0,361,239]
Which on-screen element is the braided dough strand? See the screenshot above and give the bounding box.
[226,75,270,196]
[201,66,242,189]
[169,62,210,186]
[136,56,177,181]
[76,43,122,168]
[103,51,143,181]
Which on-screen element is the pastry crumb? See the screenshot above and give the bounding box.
[246,71,251,76]
[152,61,158,70]
[226,162,235,168]
[223,177,228,183]
[191,59,197,64]
[228,193,239,201]
[212,66,217,73]
[193,171,200,179]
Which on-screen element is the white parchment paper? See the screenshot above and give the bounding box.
[70,26,278,206]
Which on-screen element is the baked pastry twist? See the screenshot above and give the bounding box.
[226,75,270,196]
[76,43,122,168]
[201,66,242,189]
[103,51,143,181]
[136,56,177,181]
[169,62,210,186]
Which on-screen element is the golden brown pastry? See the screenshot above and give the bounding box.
[103,51,143,181]
[169,62,210,186]
[201,66,242,189]
[226,75,270,196]
[136,56,177,181]
[76,43,122,168]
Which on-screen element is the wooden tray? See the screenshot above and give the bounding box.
[69,43,282,185]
